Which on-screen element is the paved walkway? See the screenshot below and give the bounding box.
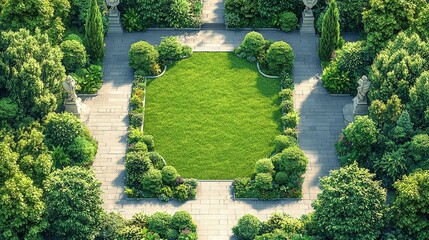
[83,29,352,239]
[202,0,225,24]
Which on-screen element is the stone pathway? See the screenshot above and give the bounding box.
[202,0,225,24]
[83,30,352,240]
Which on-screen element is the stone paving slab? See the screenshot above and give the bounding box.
[83,29,355,239]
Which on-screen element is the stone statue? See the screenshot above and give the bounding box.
[354,75,370,103]
[303,0,318,15]
[106,0,120,16]
[63,75,78,102]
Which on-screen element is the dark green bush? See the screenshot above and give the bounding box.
[281,73,294,89]
[172,211,197,232]
[85,0,105,63]
[125,151,152,189]
[127,141,148,153]
[141,169,163,196]
[67,0,108,34]
[225,12,245,28]
[336,41,371,89]
[373,148,408,186]
[60,40,87,72]
[266,41,294,74]
[66,136,96,167]
[161,166,180,185]
[64,34,83,43]
[337,0,369,32]
[128,41,159,74]
[284,128,299,139]
[410,134,429,168]
[274,135,298,152]
[281,99,294,113]
[235,32,266,60]
[127,127,144,145]
[157,36,183,64]
[278,11,298,32]
[279,88,293,99]
[147,212,173,238]
[0,97,21,124]
[278,146,308,175]
[97,212,127,240]
[51,146,71,169]
[74,64,103,94]
[174,184,190,202]
[43,112,84,147]
[159,186,174,202]
[233,177,254,198]
[148,152,166,170]
[318,0,340,61]
[141,134,155,151]
[255,158,274,174]
[282,111,299,129]
[233,214,262,240]
[274,171,289,185]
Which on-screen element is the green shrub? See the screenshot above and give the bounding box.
[121,9,146,32]
[66,136,96,167]
[225,12,244,28]
[172,211,197,232]
[336,41,371,89]
[266,41,294,74]
[127,127,144,145]
[277,146,308,175]
[282,111,299,129]
[60,40,87,72]
[141,134,155,151]
[174,184,190,202]
[128,41,159,74]
[0,97,21,124]
[236,32,266,60]
[233,177,254,198]
[274,135,298,152]
[393,170,429,239]
[284,128,298,139]
[179,232,198,240]
[157,36,183,64]
[97,212,127,240]
[373,148,408,186]
[125,151,152,189]
[321,61,351,94]
[44,112,84,147]
[158,186,174,202]
[318,0,340,61]
[254,173,273,190]
[140,169,162,196]
[281,73,294,89]
[51,146,71,169]
[165,228,179,240]
[274,171,289,185]
[64,34,83,43]
[161,166,180,185]
[148,152,166,170]
[280,99,294,113]
[409,71,429,128]
[147,212,173,238]
[255,158,274,174]
[279,88,293,99]
[127,141,148,153]
[233,214,262,240]
[278,11,298,32]
[410,134,429,167]
[312,163,387,240]
[336,116,378,167]
[337,0,369,32]
[74,64,103,94]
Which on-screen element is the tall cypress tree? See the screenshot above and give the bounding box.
[85,0,105,63]
[318,0,340,62]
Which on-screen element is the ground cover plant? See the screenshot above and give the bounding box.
[143,52,282,180]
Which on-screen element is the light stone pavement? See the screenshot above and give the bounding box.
[83,29,353,239]
[202,0,225,24]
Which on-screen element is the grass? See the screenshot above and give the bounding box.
[144,52,282,179]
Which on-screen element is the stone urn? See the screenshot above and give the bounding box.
[303,0,318,16]
[106,0,120,16]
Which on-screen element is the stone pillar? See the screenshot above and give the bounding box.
[343,75,370,123]
[300,0,317,34]
[106,0,123,34]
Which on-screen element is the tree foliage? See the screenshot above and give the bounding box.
[312,163,387,240]
[44,167,103,240]
[0,29,66,118]
[318,0,340,61]
[85,0,105,63]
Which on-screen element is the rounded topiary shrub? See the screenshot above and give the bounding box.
[236,31,266,59]
[128,41,159,74]
[141,134,155,151]
[279,88,293,99]
[141,169,163,196]
[278,11,298,32]
[274,171,289,185]
[148,152,166,170]
[255,158,275,174]
[64,34,83,43]
[128,141,148,153]
[44,112,84,147]
[274,135,298,152]
[161,166,179,185]
[147,212,173,237]
[66,136,96,167]
[172,211,197,232]
[278,146,308,175]
[232,214,262,240]
[254,173,273,190]
[280,99,294,113]
[282,111,300,129]
[267,41,294,75]
[60,40,87,72]
[125,152,153,188]
[157,36,183,64]
[174,184,190,202]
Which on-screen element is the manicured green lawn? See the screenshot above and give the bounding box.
[144,52,282,179]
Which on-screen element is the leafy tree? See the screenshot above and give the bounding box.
[312,163,387,240]
[233,214,262,240]
[318,0,340,61]
[67,0,108,33]
[409,71,429,129]
[44,167,104,240]
[336,0,369,32]
[85,0,105,63]
[0,0,70,43]
[363,0,427,54]
[368,32,429,104]
[0,172,47,240]
[393,170,429,239]
[0,142,19,184]
[0,29,66,118]
[413,4,429,40]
